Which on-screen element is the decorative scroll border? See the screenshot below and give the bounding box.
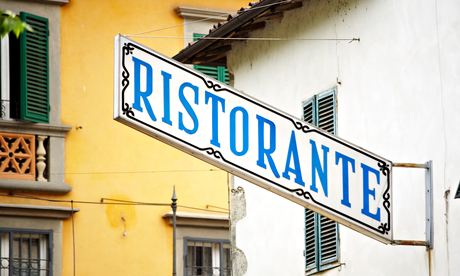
[119,41,392,237]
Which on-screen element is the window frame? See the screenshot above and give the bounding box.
[0,36,11,120]
[303,87,340,275]
[0,228,53,276]
[183,237,231,276]
[0,11,50,123]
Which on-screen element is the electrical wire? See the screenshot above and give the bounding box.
[130,17,217,36]
[50,168,224,176]
[0,193,170,206]
[125,35,360,43]
[178,205,228,214]
[101,198,170,206]
[0,193,228,213]
[206,204,229,211]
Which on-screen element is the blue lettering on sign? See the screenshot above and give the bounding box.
[178,82,199,134]
[128,54,388,227]
[282,131,305,186]
[205,91,225,148]
[310,140,329,197]
[230,107,249,156]
[335,151,355,208]
[132,57,156,121]
[361,163,381,221]
[256,115,280,178]
[161,70,173,126]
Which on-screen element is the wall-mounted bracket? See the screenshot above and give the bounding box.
[391,161,433,250]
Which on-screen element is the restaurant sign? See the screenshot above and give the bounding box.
[114,35,393,244]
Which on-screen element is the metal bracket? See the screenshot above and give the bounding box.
[391,161,433,249]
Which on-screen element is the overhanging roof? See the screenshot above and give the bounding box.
[173,0,303,66]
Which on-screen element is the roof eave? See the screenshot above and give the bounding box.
[173,0,285,64]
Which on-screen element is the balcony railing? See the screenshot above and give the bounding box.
[0,132,48,182]
[0,120,71,194]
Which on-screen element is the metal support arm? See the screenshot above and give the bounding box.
[391,161,433,249]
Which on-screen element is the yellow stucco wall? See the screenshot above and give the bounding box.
[60,1,247,275]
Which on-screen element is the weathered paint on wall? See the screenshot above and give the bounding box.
[228,0,460,275]
[60,0,247,275]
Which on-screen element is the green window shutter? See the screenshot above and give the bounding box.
[303,88,339,273]
[194,64,220,80]
[192,33,229,84]
[217,65,229,84]
[19,12,49,123]
[192,33,205,41]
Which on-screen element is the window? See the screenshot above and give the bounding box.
[1,12,49,123]
[192,34,230,85]
[184,239,231,276]
[163,211,230,276]
[0,9,70,191]
[0,229,52,276]
[303,88,339,274]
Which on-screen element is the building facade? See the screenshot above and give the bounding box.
[0,0,246,275]
[0,1,72,275]
[175,0,460,275]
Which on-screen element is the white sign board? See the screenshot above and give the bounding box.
[114,35,393,244]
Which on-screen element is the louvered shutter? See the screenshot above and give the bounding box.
[19,12,49,123]
[193,33,229,84]
[316,89,339,267]
[303,88,339,273]
[302,98,315,125]
[303,98,318,272]
[316,91,336,134]
[319,215,339,266]
[305,208,317,271]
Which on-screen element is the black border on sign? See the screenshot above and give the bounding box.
[119,41,392,237]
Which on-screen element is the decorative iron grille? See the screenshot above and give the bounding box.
[0,230,51,276]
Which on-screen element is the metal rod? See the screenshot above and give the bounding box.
[171,187,177,276]
[392,162,428,169]
[392,240,428,246]
[425,161,433,249]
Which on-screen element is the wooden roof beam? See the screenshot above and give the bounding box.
[253,11,284,22]
[195,45,232,59]
[192,56,227,67]
[273,0,303,12]
[237,21,267,33]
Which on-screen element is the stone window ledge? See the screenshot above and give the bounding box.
[0,120,71,137]
[0,203,78,219]
[163,211,229,229]
[0,179,71,194]
[22,0,69,6]
[176,6,231,20]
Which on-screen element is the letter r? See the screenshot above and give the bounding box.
[132,56,157,121]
